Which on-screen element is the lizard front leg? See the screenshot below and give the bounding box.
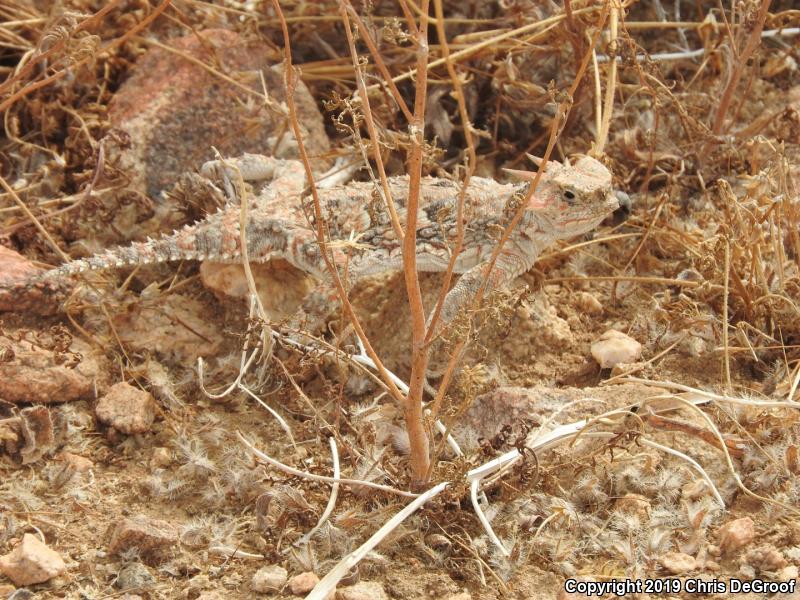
[200,154,307,199]
[431,247,528,335]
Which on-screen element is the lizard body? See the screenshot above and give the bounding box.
[40,154,619,330]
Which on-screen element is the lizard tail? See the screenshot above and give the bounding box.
[40,216,240,280]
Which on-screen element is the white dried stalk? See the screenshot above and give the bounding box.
[306,481,449,600]
[237,431,417,498]
[467,450,521,557]
[295,437,341,546]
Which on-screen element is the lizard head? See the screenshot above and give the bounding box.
[509,155,619,239]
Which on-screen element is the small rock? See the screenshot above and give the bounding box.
[0,533,66,586]
[744,545,787,572]
[610,361,646,377]
[614,493,650,520]
[337,581,388,600]
[115,562,155,591]
[108,515,178,559]
[95,382,156,434]
[0,246,67,315]
[60,452,93,473]
[150,447,172,468]
[659,551,696,575]
[590,329,642,369]
[0,334,105,404]
[576,292,603,315]
[717,517,755,555]
[251,565,288,593]
[289,571,320,595]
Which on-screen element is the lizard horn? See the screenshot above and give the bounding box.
[525,154,562,169]
[526,153,544,167]
[502,167,538,181]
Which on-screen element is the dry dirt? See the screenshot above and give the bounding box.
[1,2,800,600]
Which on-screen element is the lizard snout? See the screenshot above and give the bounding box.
[611,190,631,223]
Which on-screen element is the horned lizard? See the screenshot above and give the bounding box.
[38,153,619,333]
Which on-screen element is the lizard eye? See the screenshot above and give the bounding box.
[563,189,576,204]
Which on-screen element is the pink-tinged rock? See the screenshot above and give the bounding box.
[108,516,178,559]
[718,517,755,555]
[95,382,156,434]
[0,533,66,585]
[289,571,320,595]
[590,329,642,368]
[109,28,330,201]
[0,334,105,404]
[0,246,68,315]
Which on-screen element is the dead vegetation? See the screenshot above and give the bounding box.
[1,0,800,598]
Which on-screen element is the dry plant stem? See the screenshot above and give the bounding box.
[423,0,477,475]
[401,0,433,486]
[596,0,619,153]
[723,238,732,392]
[0,0,171,113]
[430,8,609,418]
[295,437,340,546]
[0,174,69,262]
[338,1,405,241]
[238,432,418,498]
[642,413,744,458]
[274,330,464,458]
[209,546,264,560]
[270,0,406,411]
[339,2,413,123]
[369,5,602,91]
[622,377,800,409]
[425,0,476,345]
[306,481,449,600]
[468,450,521,557]
[0,0,122,96]
[711,0,772,135]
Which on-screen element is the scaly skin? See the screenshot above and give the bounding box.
[39,153,619,330]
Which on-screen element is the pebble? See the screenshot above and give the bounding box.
[95,382,156,434]
[150,447,172,468]
[336,581,389,600]
[0,533,66,586]
[659,551,696,574]
[108,515,178,559]
[115,562,155,590]
[289,571,320,595]
[251,565,288,593]
[0,335,104,404]
[614,493,650,520]
[590,329,642,368]
[576,292,603,315]
[59,452,93,473]
[717,517,755,555]
[0,246,66,315]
